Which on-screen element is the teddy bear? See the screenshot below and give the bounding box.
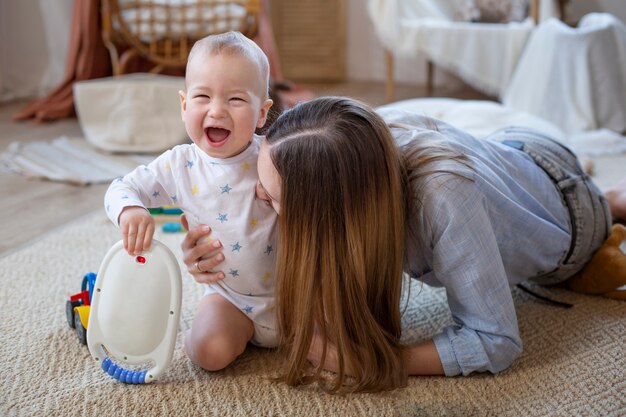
[566,223,626,300]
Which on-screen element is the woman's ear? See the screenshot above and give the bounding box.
[179,90,187,122]
[256,99,274,128]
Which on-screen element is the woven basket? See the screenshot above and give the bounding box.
[271,0,346,82]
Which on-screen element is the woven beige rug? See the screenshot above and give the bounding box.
[1,212,624,417]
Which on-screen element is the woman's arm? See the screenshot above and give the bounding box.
[404,340,444,375]
[307,330,444,376]
[414,173,523,376]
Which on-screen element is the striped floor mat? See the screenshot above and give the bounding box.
[0,136,154,185]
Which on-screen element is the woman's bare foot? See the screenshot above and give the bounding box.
[605,178,626,223]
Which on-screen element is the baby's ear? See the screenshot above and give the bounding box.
[256,99,274,128]
[179,90,187,121]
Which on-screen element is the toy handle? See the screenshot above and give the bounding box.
[101,357,153,384]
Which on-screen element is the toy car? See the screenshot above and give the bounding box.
[66,272,98,345]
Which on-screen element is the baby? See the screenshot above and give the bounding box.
[104,31,278,371]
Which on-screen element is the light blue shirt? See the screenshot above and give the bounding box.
[379,109,571,376]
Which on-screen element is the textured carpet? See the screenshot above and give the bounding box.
[1,212,624,417]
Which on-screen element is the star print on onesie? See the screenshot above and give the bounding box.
[104,135,278,347]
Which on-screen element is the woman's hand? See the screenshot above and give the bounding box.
[180,214,226,284]
[307,327,353,376]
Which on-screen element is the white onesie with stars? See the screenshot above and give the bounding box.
[105,135,279,347]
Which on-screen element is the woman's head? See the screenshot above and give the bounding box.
[260,97,407,392]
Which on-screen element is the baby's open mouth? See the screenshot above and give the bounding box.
[205,127,231,145]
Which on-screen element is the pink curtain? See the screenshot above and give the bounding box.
[13,0,110,123]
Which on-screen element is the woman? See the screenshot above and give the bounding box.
[180,96,626,393]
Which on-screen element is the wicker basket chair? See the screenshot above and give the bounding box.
[101,0,260,75]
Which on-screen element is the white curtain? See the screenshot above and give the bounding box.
[0,0,74,102]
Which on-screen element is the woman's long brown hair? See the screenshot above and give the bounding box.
[265,97,407,392]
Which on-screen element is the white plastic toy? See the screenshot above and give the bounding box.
[87,239,182,384]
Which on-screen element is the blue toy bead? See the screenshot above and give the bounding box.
[125,371,135,384]
[107,363,117,376]
[100,356,148,384]
[102,357,112,372]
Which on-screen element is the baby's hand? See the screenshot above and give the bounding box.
[119,206,155,256]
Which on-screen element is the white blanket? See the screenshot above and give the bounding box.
[378,97,565,141]
[367,0,559,97]
[378,98,626,157]
[503,13,626,135]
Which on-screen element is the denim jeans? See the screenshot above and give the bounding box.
[489,127,612,284]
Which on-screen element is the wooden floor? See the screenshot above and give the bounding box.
[0,80,491,255]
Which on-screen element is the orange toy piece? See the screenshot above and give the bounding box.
[567,224,626,300]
